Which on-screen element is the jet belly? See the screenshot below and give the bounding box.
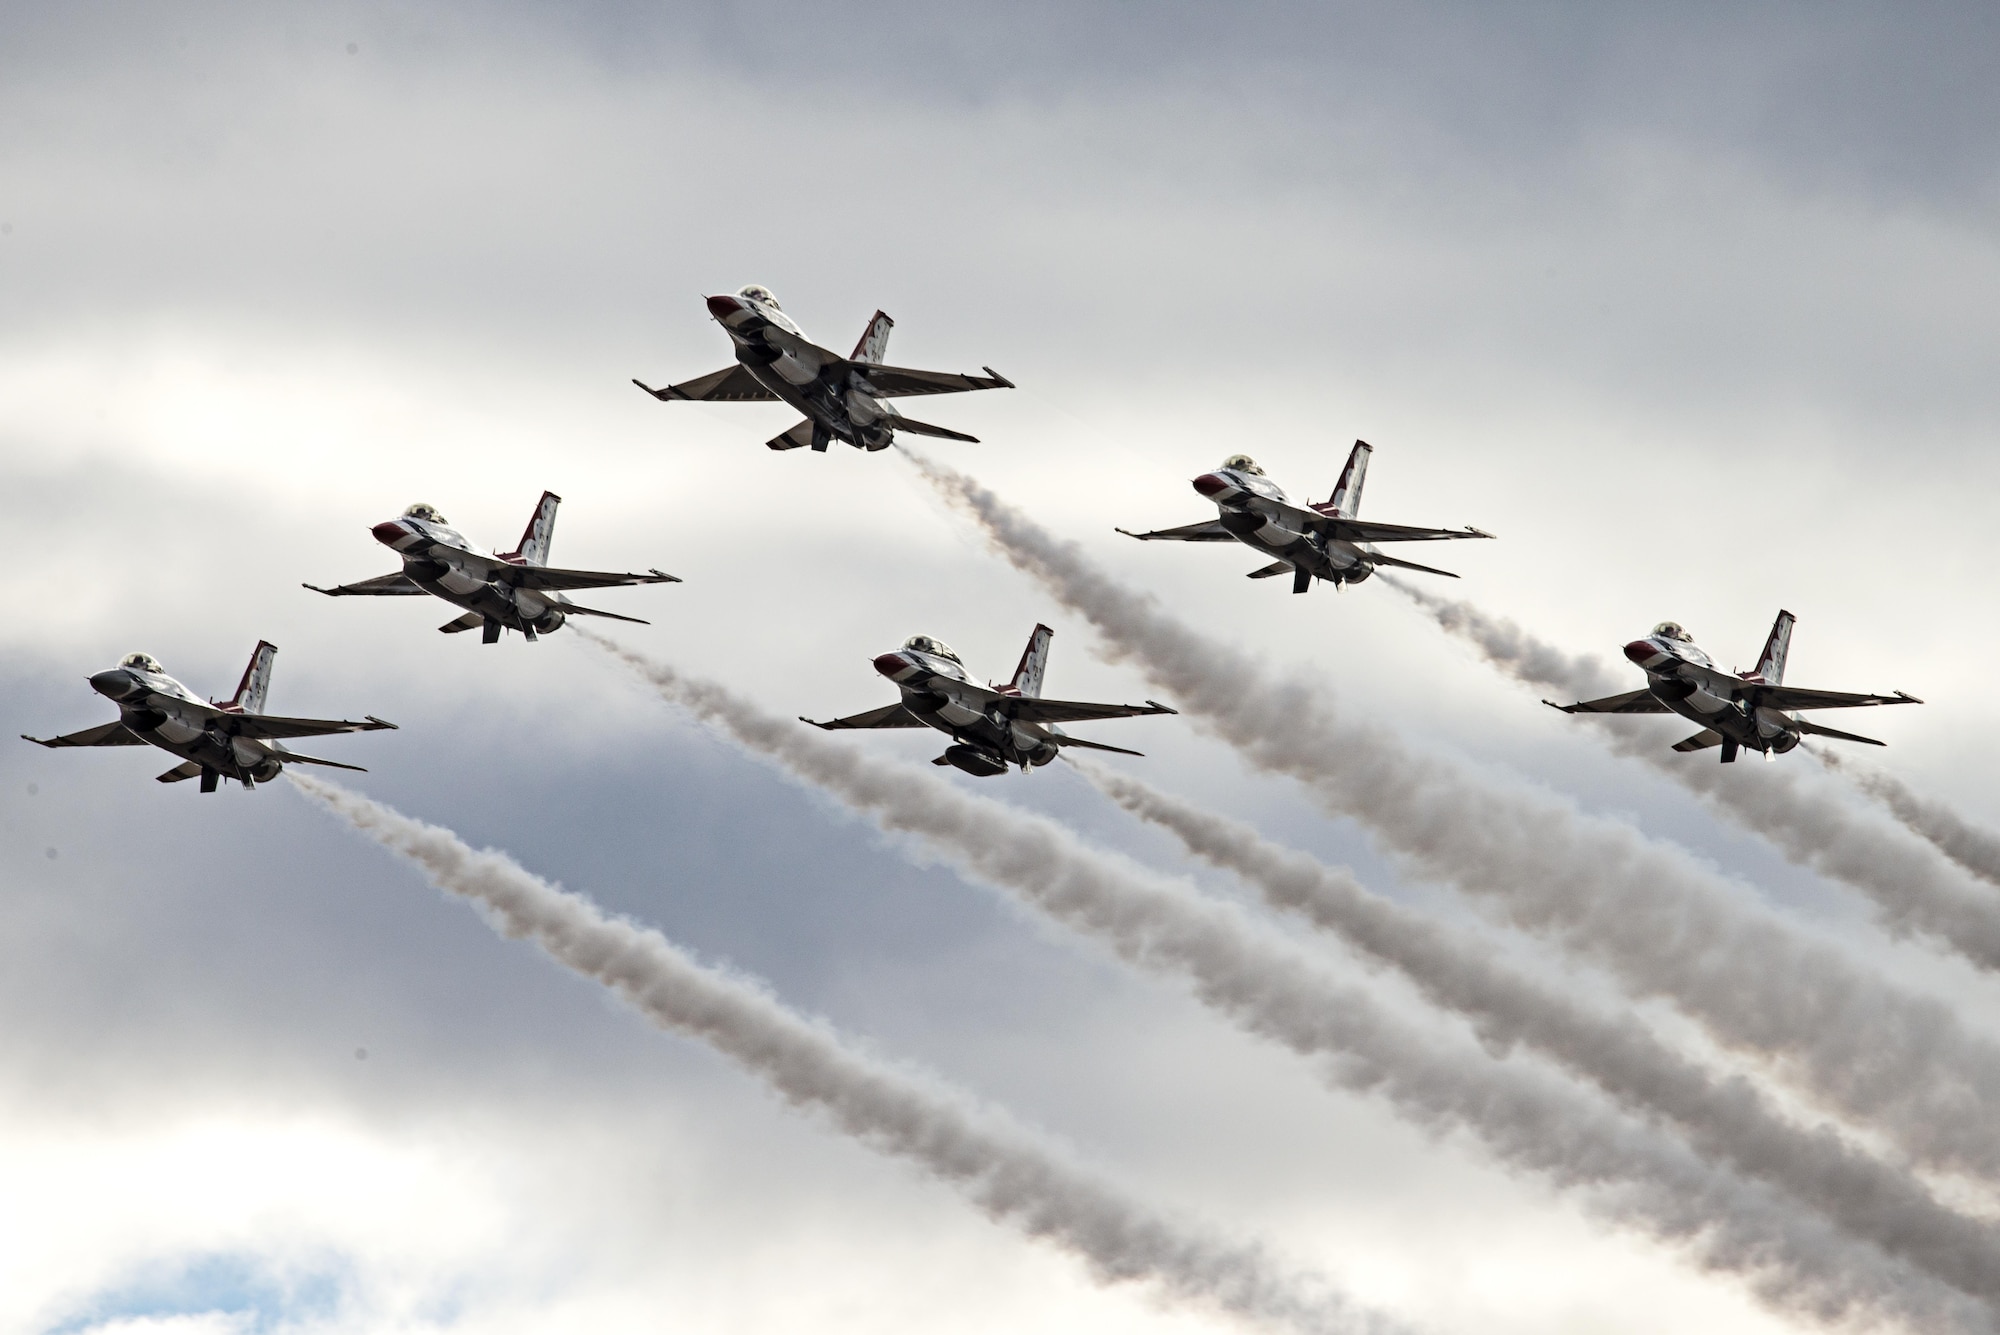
[899,682,1056,769]
[1217,509,1362,581]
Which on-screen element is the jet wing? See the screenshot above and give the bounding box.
[848,364,1014,397]
[1116,520,1237,542]
[1320,517,1494,544]
[801,703,929,731]
[633,365,778,402]
[303,572,427,596]
[215,713,399,740]
[443,549,682,592]
[22,721,149,748]
[1546,689,1670,715]
[1746,686,1921,712]
[1007,697,1178,725]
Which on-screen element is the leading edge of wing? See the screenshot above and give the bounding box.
[848,363,1014,397]
[1750,686,1924,712]
[303,572,427,596]
[22,721,149,748]
[1115,520,1236,542]
[1544,688,1670,715]
[223,714,400,740]
[633,364,779,402]
[1008,698,1178,725]
[799,703,929,731]
[1321,517,1496,544]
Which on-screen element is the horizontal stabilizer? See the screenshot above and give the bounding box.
[886,413,979,443]
[1247,560,1293,579]
[1365,550,1460,579]
[156,760,204,783]
[279,752,370,772]
[1672,729,1724,752]
[768,419,817,451]
[1794,718,1888,747]
[559,602,651,625]
[1051,735,1144,758]
[439,612,484,634]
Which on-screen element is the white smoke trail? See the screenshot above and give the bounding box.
[901,448,2000,1191]
[575,632,1996,1331]
[287,774,1390,1335]
[1379,575,2000,974]
[1819,751,2000,896]
[1070,757,2000,1314]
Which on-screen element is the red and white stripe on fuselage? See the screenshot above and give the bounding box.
[1629,638,1800,752]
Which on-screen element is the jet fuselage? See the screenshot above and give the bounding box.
[87,662,290,785]
[1194,466,1380,586]
[709,292,899,452]
[1624,633,1802,757]
[370,515,571,638]
[870,646,1060,774]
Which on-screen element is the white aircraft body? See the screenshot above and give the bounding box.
[307,491,677,643]
[802,624,1175,775]
[1549,610,1921,762]
[23,642,395,792]
[634,285,1013,452]
[1118,441,1492,592]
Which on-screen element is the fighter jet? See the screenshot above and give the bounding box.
[1117,441,1493,592]
[306,491,677,642]
[22,641,395,792]
[1546,611,1921,762]
[801,624,1176,776]
[633,285,1014,452]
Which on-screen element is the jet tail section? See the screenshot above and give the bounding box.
[1007,624,1054,698]
[1325,440,1372,518]
[218,641,277,713]
[885,413,979,444]
[850,310,894,364]
[504,491,561,566]
[1755,610,1795,684]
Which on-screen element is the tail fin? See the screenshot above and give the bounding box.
[1755,610,1796,684]
[504,491,561,566]
[1325,440,1372,517]
[850,310,894,364]
[218,641,277,714]
[1007,624,1054,698]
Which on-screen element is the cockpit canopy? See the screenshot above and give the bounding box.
[738,284,780,309]
[903,634,962,664]
[120,652,164,673]
[403,502,447,524]
[1220,454,1265,476]
[1652,621,1691,642]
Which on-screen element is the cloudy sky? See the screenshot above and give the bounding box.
[5,4,2000,1332]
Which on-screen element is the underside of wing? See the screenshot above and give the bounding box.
[1752,686,1921,711]
[1116,520,1236,543]
[500,565,681,592]
[851,364,1014,397]
[224,714,398,740]
[636,364,779,402]
[1672,729,1724,752]
[1320,517,1494,544]
[23,720,149,748]
[303,572,426,596]
[1051,735,1145,757]
[801,703,929,731]
[1009,698,1178,725]
[1547,688,1670,715]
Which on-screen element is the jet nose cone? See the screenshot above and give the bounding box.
[872,653,910,678]
[706,293,743,320]
[1623,640,1660,665]
[89,669,135,699]
[1193,473,1228,498]
[370,520,410,547]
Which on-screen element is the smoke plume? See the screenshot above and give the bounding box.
[288,774,1390,1335]
[1819,751,2000,895]
[902,448,2000,1190]
[1072,757,2000,1314]
[1380,575,2000,973]
[576,632,1994,1331]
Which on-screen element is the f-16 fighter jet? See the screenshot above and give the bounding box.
[1547,611,1921,763]
[802,624,1176,776]
[633,285,1013,452]
[22,641,395,792]
[306,491,678,643]
[1117,441,1493,592]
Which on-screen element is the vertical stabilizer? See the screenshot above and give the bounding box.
[850,310,894,364]
[507,491,561,566]
[1325,440,1372,518]
[1007,624,1055,698]
[1756,610,1796,684]
[220,641,277,713]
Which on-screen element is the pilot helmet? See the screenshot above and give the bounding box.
[738,284,780,309]
[120,652,164,673]
[1220,453,1264,476]
[1652,621,1688,641]
[403,502,446,524]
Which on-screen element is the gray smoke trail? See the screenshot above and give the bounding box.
[1072,757,2000,1314]
[901,448,2000,1190]
[287,774,1389,1335]
[577,633,1995,1332]
[1379,575,2000,974]
[1820,751,2000,896]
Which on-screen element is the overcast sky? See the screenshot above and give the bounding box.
[4,4,2000,1333]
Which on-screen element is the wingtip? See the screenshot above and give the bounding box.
[1144,699,1179,715]
[982,366,1015,389]
[364,715,399,731]
[648,568,683,583]
[1896,691,1925,704]
[1466,527,1497,539]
